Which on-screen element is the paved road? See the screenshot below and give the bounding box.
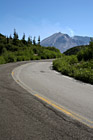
[13,61,93,127]
[0,60,93,140]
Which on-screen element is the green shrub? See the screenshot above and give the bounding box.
[0,33,62,64]
[16,56,23,61]
[68,55,78,64]
[77,45,93,61]
[53,54,93,84]
[0,56,6,64]
[46,46,60,53]
[3,51,16,63]
[74,68,93,84]
[31,55,41,60]
[0,44,4,54]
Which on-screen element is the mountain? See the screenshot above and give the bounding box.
[41,32,91,52]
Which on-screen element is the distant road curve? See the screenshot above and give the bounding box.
[0,60,93,140]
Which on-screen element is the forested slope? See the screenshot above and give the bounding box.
[0,31,61,64]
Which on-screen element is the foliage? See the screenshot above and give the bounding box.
[64,45,88,55]
[28,36,32,44]
[46,46,60,53]
[0,32,62,64]
[33,36,36,45]
[53,43,93,84]
[0,56,6,64]
[38,36,40,45]
[77,45,93,61]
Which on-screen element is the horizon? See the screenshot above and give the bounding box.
[0,31,92,42]
[0,0,93,40]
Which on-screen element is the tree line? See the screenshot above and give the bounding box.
[0,30,62,64]
[6,29,40,46]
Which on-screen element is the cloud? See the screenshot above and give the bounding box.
[67,27,75,37]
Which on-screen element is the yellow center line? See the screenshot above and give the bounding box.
[11,69,93,128]
[12,71,14,76]
[35,94,93,128]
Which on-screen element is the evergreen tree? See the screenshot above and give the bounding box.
[22,33,26,44]
[6,36,9,44]
[9,34,12,39]
[90,37,93,46]
[13,29,18,40]
[22,33,25,40]
[90,37,93,42]
[38,36,40,45]
[28,36,32,44]
[33,36,36,45]
[13,29,19,45]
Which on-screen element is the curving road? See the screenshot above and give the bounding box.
[13,61,93,127]
[0,60,93,140]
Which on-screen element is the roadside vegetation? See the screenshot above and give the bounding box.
[1,30,93,84]
[53,40,93,84]
[0,30,62,64]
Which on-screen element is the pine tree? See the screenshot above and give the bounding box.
[9,34,12,39]
[22,33,25,40]
[90,37,93,45]
[13,29,19,45]
[38,36,40,45]
[28,36,32,44]
[6,36,9,44]
[22,33,26,44]
[33,36,36,45]
[13,29,18,40]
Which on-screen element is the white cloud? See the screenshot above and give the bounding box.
[67,27,75,37]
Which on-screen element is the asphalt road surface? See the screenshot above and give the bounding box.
[0,60,93,140]
[13,60,93,127]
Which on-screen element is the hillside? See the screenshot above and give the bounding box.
[41,32,91,52]
[64,45,87,55]
[53,41,93,84]
[0,32,61,64]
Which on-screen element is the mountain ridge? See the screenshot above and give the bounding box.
[41,32,91,52]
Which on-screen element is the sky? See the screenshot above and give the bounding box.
[0,0,93,40]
